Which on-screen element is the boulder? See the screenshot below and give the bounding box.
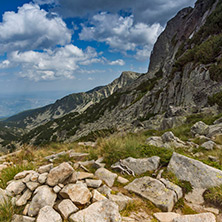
[124,176,181,212]
[60,183,92,205]
[47,162,74,186]
[36,206,62,222]
[201,141,216,150]
[85,179,102,188]
[28,185,57,217]
[112,156,160,175]
[108,193,132,211]
[26,181,40,191]
[146,136,164,147]
[6,180,26,196]
[208,124,222,137]
[57,199,78,219]
[168,152,222,188]
[191,121,209,136]
[154,212,181,222]
[184,188,205,205]
[69,200,121,222]
[161,132,186,148]
[172,213,216,222]
[16,189,32,207]
[92,190,107,202]
[11,215,35,222]
[38,163,53,174]
[38,173,48,184]
[97,184,111,196]
[95,168,117,187]
[14,171,36,180]
[117,176,129,184]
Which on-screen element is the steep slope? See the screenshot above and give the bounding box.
[4,71,140,130]
[21,0,222,145]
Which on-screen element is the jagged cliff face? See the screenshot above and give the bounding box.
[20,0,222,145]
[4,71,140,130]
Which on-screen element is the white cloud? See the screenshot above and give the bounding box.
[79,12,163,59]
[108,59,125,66]
[0,3,71,53]
[6,45,103,81]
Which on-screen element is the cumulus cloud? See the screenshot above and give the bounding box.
[79,12,163,60]
[108,59,125,66]
[4,45,101,81]
[0,3,71,53]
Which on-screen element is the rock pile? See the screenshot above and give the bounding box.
[4,162,132,222]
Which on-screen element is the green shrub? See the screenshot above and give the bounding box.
[208,91,222,109]
[203,185,222,208]
[140,145,173,166]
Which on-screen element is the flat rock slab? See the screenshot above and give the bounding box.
[112,156,160,175]
[124,176,180,212]
[154,212,181,222]
[58,199,78,219]
[69,200,121,222]
[172,213,216,222]
[168,152,222,188]
[95,168,117,187]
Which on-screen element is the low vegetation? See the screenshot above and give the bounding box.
[203,185,222,208]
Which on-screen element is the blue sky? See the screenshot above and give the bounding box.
[0,0,196,97]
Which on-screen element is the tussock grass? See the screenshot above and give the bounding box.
[0,164,35,189]
[0,198,24,222]
[174,198,197,214]
[204,185,222,208]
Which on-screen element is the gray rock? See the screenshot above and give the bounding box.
[124,176,180,212]
[108,193,132,211]
[38,163,53,174]
[36,206,62,222]
[26,181,40,191]
[58,199,78,219]
[47,162,74,186]
[214,117,222,125]
[28,185,57,217]
[184,188,205,205]
[85,179,102,188]
[97,184,111,196]
[117,176,129,184]
[146,136,164,147]
[38,173,48,184]
[60,183,92,205]
[161,132,186,148]
[191,121,209,136]
[92,189,107,202]
[14,171,36,180]
[201,141,216,150]
[208,124,222,137]
[154,212,181,222]
[16,189,32,207]
[69,200,121,222]
[172,212,216,222]
[95,168,117,187]
[11,215,35,222]
[112,156,160,175]
[168,152,222,188]
[6,180,26,196]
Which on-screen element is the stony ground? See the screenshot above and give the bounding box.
[1,119,222,221]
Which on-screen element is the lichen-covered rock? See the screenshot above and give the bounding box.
[124,176,181,212]
[6,180,26,196]
[69,200,121,222]
[112,156,160,175]
[92,190,107,202]
[172,212,216,222]
[47,162,74,186]
[16,189,32,207]
[191,121,209,136]
[57,199,78,219]
[85,179,102,188]
[36,206,62,222]
[60,183,92,205]
[28,185,57,217]
[38,163,53,174]
[11,214,35,222]
[168,152,222,188]
[108,193,132,211]
[95,168,117,187]
[154,212,181,222]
